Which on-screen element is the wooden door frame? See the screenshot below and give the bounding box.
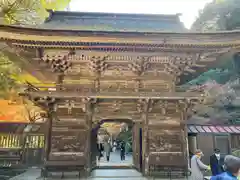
[132,122,143,172]
[90,118,143,171]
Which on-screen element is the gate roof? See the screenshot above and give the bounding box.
[187,125,240,134]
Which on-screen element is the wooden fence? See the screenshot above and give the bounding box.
[0,133,45,166]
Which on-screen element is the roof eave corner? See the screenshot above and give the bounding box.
[44,9,54,23]
[176,13,182,17]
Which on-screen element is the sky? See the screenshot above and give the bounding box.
[69,0,213,29]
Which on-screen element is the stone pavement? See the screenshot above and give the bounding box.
[8,151,211,180]
[98,151,133,167]
[9,167,41,180]
[9,168,190,180]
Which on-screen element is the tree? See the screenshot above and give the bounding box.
[191,0,240,31]
[0,0,71,25]
[189,78,240,125]
[0,52,20,98]
[0,0,71,96]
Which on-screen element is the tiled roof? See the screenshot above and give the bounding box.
[187,125,240,134]
[39,11,186,32]
[0,123,26,133]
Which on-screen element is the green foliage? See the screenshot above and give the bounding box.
[0,0,71,25]
[0,52,20,97]
[40,0,71,11]
[186,53,235,86]
[191,0,240,31]
[232,149,240,157]
[187,69,233,86]
[117,129,133,152]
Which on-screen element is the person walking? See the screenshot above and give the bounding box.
[103,139,111,162]
[210,148,224,176]
[190,149,210,180]
[113,141,117,152]
[210,155,240,180]
[97,143,104,161]
[120,141,125,161]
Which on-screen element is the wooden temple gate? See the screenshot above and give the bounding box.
[1,16,239,177]
[20,48,202,177]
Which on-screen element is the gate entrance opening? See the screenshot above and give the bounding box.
[90,119,142,172]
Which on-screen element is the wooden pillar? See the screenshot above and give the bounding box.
[142,99,150,176]
[44,103,55,162]
[188,135,197,153]
[132,121,142,172]
[56,74,64,91]
[181,100,191,169]
[84,98,94,176]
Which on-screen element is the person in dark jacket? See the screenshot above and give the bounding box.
[210,148,224,176]
[120,141,125,161]
[97,143,104,161]
[210,155,240,180]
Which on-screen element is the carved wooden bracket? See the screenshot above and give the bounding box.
[112,100,123,112]
[184,98,201,117]
[41,52,72,73]
[128,56,150,76]
[137,99,150,113]
[88,56,108,76]
[159,100,169,115]
[164,54,210,78]
[148,99,159,113]
[81,97,97,113]
[65,100,75,114]
[175,100,186,113]
[32,96,56,107]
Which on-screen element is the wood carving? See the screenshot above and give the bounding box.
[88,56,108,76]
[65,100,75,114]
[112,67,125,77]
[149,131,182,152]
[112,100,123,112]
[149,100,169,115]
[164,54,209,77]
[137,99,150,113]
[32,96,57,109]
[41,53,72,73]
[148,99,159,112]
[128,56,150,76]
[18,41,204,174]
[50,131,86,153]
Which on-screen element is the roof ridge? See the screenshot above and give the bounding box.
[47,10,181,19]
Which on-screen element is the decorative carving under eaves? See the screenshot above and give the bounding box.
[199,48,231,62]
[32,96,57,110]
[158,100,169,115]
[81,98,97,113]
[65,100,75,114]
[41,53,72,73]
[164,54,208,77]
[128,56,150,76]
[137,99,150,113]
[88,56,108,76]
[134,80,141,92]
[184,99,201,117]
[148,99,159,113]
[175,100,185,113]
[112,67,125,77]
[112,100,123,112]
[148,100,169,115]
